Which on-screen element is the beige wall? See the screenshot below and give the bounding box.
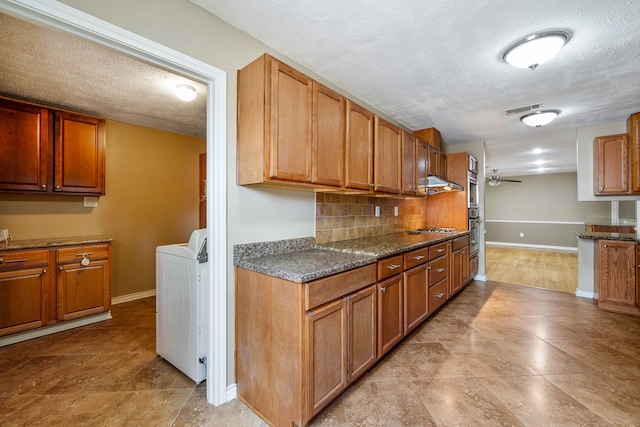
[485,172,611,248]
[0,120,205,297]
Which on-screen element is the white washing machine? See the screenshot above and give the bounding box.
[156,229,208,383]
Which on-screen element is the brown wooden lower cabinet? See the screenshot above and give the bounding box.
[596,239,639,316]
[236,234,474,426]
[0,243,111,337]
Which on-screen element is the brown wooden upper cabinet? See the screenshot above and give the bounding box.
[344,100,374,191]
[627,112,640,193]
[0,98,105,195]
[312,83,345,187]
[237,54,313,186]
[401,131,427,196]
[593,134,629,195]
[374,117,402,194]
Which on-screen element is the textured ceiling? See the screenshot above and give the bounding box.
[189,0,640,176]
[0,13,207,139]
[2,2,640,177]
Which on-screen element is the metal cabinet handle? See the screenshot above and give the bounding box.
[413,255,425,260]
[604,245,608,248]
[436,268,445,273]
[436,292,445,298]
[427,265,431,270]
[369,183,375,187]
[387,264,401,270]
[59,266,64,271]
[436,249,444,253]
[76,252,94,257]
[55,185,60,189]
[41,184,46,189]
[380,287,386,292]
[2,258,29,264]
[42,269,47,274]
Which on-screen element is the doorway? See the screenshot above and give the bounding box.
[0,0,228,406]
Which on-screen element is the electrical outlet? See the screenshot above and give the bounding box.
[394,206,399,216]
[374,206,380,217]
[519,232,524,237]
[0,229,11,243]
[84,196,98,207]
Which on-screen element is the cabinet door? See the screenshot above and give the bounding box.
[374,116,401,194]
[401,131,416,195]
[628,113,640,193]
[598,240,635,306]
[377,275,403,357]
[305,299,347,419]
[427,146,440,177]
[0,99,51,192]
[54,111,105,194]
[403,264,428,334]
[469,252,479,282]
[57,259,110,321]
[0,267,49,336]
[415,140,429,195]
[594,134,628,195]
[450,248,463,296]
[268,59,313,182]
[312,83,345,187]
[347,285,376,383]
[345,100,374,190]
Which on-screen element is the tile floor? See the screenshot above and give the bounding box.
[2,281,640,426]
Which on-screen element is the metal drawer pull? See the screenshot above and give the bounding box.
[75,252,94,257]
[413,255,425,260]
[436,249,444,253]
[436,292,445,298]
[387,264,401,270]
[2,258,29,264]
[436,268,445,273]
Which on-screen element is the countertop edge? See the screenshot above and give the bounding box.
[575,231,639,242]
[0,235,114,251]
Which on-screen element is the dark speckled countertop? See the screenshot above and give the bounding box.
[575,231,639,242]
[0,235,114,251]
[234,231,469,283]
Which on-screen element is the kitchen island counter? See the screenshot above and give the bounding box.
[575,231,639,242]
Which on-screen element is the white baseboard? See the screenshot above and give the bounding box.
[227,383,237,401]
[575,290,595,299]
[111,289,156,305]
[473,274,488,282]
[0,311,112,347]
[486,241,577,252]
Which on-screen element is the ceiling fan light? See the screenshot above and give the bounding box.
[503,31,569,70]
[175,84,197,102]
[488,180,501,187]
[520,110,559,128]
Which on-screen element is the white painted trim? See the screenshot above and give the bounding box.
[227,383,238,401]
[473,274,488,282]
[0,0,228,406]
[575,290,595,299]
[0,311,112,347]
[486,241,578,252]
[485,219,585,225]
[112,289,156,305]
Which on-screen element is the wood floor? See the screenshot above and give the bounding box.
[485,245,578,293]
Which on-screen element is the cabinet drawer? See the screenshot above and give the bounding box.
[0,249,49,271]
[428,256,447,286]
[404,247,428,270]
[56,244,109,264]
[377,255,403,281]
[305,264,376,311]
[429,280,448,313]
[428,242,448,260]
[452,235,469,251]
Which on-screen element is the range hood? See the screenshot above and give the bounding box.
[426,175,464,195]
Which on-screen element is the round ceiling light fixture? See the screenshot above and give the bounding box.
[520,110,559,128]
[175,84,197,102]
[503,31,570,70]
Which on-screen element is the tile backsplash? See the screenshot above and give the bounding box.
[315,193,428,244]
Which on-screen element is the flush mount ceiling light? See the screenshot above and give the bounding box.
[175,84,197,102]
[503,31,570,70]
[520,110,559,128]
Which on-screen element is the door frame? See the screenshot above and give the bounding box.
[0,0,229,405]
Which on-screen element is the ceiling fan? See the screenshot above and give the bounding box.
[486,169,522,186]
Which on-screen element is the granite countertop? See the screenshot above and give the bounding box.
[234,231,469,283]
[0,235,114,251]
[575,231,639,242]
